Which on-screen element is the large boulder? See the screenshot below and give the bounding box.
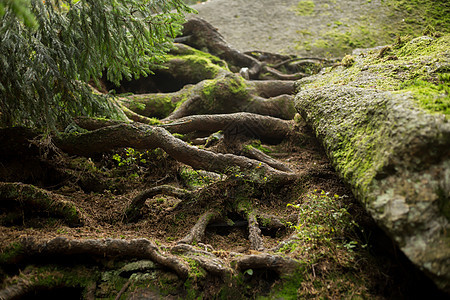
[294,35,450,292]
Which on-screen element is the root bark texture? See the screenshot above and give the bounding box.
[11,237,190,279]
[162,112,292,144]
[178,209,220,245]
[55,123,296,183]
[0,182,84,226]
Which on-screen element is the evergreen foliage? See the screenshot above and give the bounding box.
[0,0,194,130]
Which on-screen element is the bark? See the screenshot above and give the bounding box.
[181,18,262,78]
[178,209,220,245]
[0,182,84,226]
[9,237,189,279]
[125,185,191,222]
[162,113,293,144]
[247,212,265,251]
[55,123,297,183]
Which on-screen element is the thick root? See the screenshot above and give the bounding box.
[0,182,84,226]
[181,17,262,78]
[7,237,189,279]
[55,123,296,183]
[124,185,191,222]
[231,254,300,275]
[162,112,293,144]
[178,209,220,245]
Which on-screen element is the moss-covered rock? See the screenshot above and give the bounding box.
[294,35,450,293]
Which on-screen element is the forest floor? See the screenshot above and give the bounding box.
[1,1,449,299]
[189,0,405,57]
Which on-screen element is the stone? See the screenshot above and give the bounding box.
[294,35,450,293]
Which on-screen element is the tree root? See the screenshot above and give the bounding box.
[7,237,190,280]
[178,209,220,245]
[159,73,296,121]
[247,212,265,251]
[231,253,300,275]
[0,278,35,300]
[242,146,292,172]
[56,123,297,183]
[181,18,262,78]
[162,112,292,144]
[0,182,84,226]
[124,185,191,222]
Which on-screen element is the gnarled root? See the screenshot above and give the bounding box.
[0,182,84,226]
[124,185,191,222]
[178,209,220,245]
[56,123,296,184]
[7,237,189,279]
[231,254,300,275]
[162,112,293,144]
[247,212,265,251]
[180,17,262,78]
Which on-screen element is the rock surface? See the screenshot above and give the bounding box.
[189,0,405,57]
[294,36,450,292]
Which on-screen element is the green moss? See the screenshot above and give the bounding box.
[201,74,249,111]
[259,270,305,299]
[0,242,23,264]
[301,35,450,117]
[25,265,99,290]
[292,0,316,16]
[398,80,450,116]
[164,46,229,83]
[125,94,176,119]
[383,0,450,35]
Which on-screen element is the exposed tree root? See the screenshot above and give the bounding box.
[0,278,35,300]
[160,74,296,121]
[124,185,191,222]
[242,146,293,172]
[181,18,263,78]
[248,80,295,98]
[0,182,84,226]
[55,123,297,183]
[231,253,301,275]
[6,237,189,280]
[247,212,265,251]
[178,209,220,245]
[162,112,292,144]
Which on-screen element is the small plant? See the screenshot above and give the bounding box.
[112,148,148,167]
[283,190,361,263]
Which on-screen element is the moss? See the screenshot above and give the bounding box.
[292,0,315,16]
[201,74,249,111]
[260,269,305,299]
[383,0,450,35]
[300,35,450,117]
[164,46,229,83]
[25,265,99,291]
[0,242,23,264]
[341,55,355,67]
[125,94,176,119]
